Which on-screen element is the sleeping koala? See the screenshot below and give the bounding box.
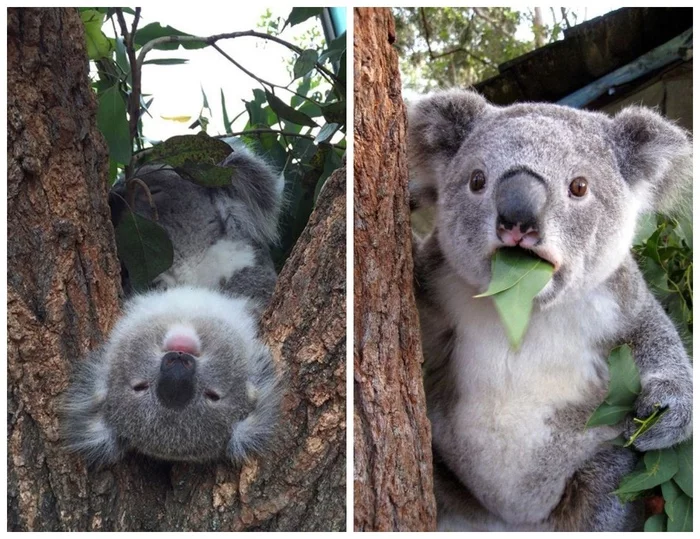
[61,145,284,466]
[409,90,692,531]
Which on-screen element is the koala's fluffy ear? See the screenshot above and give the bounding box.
[407,90,489,204]
[60,349,123,467]
[227,344,281,461]
[219,145,284,245]
[609,106,692,214]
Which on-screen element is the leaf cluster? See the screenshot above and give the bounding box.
[633,214,693,353]
[586,345,692,532]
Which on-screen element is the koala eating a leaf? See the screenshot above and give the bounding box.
[61,145,284,466]
[409,90,692,531]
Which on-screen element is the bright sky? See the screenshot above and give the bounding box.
[104,6,326,143]
[513,6,617,41]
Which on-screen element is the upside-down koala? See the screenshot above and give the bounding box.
[409,90,693,531]
[61,146,284,466]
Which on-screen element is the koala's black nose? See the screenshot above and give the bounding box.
[495,170,547,235]
[156,352,196,410]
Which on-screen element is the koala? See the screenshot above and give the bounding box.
[61,144,284,466]
[110,145,284,308]
[408,90,692,531]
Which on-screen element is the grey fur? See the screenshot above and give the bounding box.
[409,90,692,531]
[62,145,283,466]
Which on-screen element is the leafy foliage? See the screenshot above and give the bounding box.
[475,249,554,348]
[634,214,693,353]
[393,7,581,92]
[80,7,346,284]
[586,344,693,532]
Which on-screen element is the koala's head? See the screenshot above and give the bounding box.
[408,90,692,305]
[61,287,280,466]
[110,145,284,267]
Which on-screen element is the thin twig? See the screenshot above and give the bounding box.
[130,7,141,40]
[420,8,495,68]
[136,30,338,85]
[561,8,572,30]
[115,8,141,178]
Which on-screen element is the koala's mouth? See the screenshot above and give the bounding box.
[497,245,561,272]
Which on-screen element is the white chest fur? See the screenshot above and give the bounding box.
[431,271,624,523]
[155,239,256,289]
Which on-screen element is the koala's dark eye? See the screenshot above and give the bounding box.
[569,177,588,197]
[204,390,221,402]
[132,382,149,392]
[469,170,486,193]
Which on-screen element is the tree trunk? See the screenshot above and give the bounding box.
[7,8,346,531]
[7,8,122,531]
[533,7,546,48]
[353,7,437,532]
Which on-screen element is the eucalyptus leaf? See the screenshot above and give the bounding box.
[291,74,313,109]
[666,494,692,532]
[674,440,693,497]
[80,10,113,60]
[643,514,666,532]
[633,213,657,246]
[134,23,206,51]
[604,344,641,407]
[316,123,340,144]
[614,449,679,495]
[662,479,683,522]
[475,249,553,298]
[319,31,347,63]
[146,134,233,187]
[475,249,553,348]
[114,36,129,76]
[585,403,634,427]
[285,7,323,29]
[294,49,319,80]
[97,84,131,164]
[143,58,189,65]
[265,91,317,127]
[321,101,346,125]
[221,89,232,134]
[115,210,173,292]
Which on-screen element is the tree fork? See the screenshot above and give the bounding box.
[8,7,345,531]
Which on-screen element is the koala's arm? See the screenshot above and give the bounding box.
[622,283,692,450]
[60,349,123,467]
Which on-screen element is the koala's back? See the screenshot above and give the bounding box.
[111,144,283,303]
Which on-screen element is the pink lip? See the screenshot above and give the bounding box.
[163,334,201,356]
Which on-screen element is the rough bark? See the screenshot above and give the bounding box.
[7,8,122,531]
[7,8,346,531]
[353,7,437,532]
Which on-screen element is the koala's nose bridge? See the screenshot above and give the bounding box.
[495,170,547,233]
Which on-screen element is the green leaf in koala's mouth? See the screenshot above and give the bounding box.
[475,248,554,348]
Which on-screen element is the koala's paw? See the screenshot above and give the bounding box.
[626,378,692,451]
